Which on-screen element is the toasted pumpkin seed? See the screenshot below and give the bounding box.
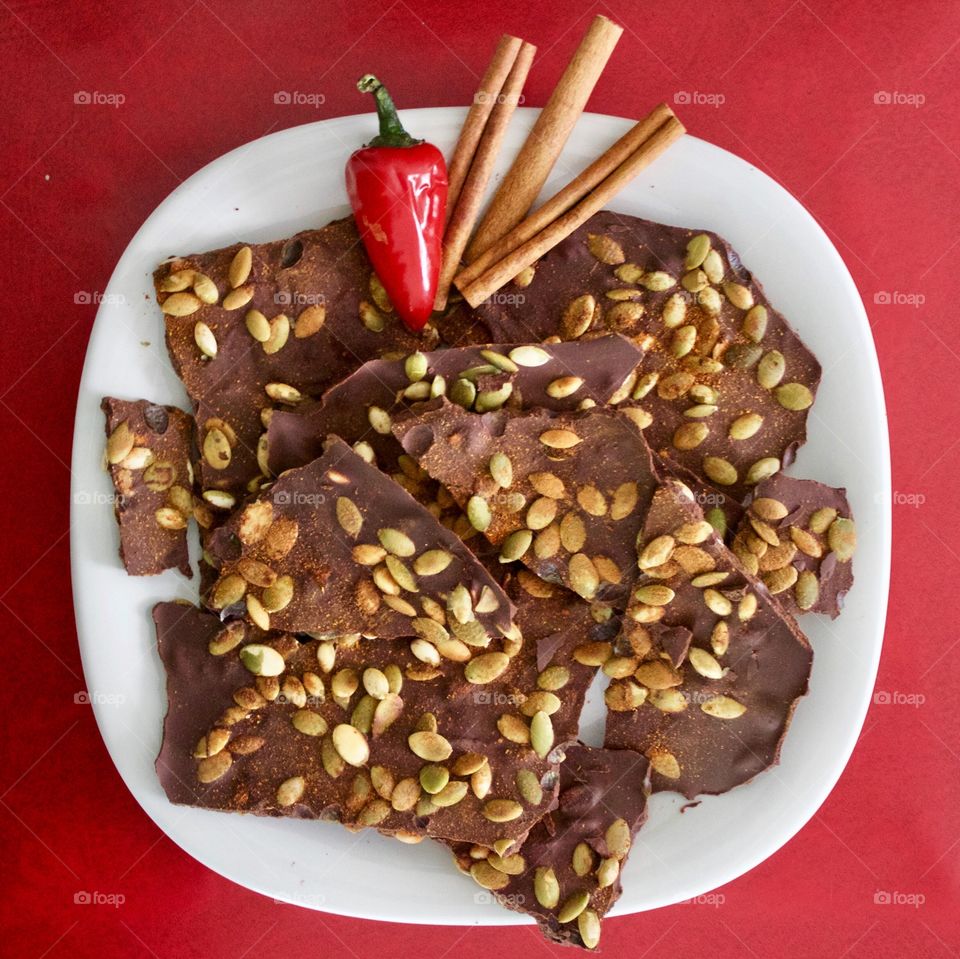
[745,457,780,485]
[332,723,369,765]
[685,233,711,269]
[378,527,415,557]
[795,570,820,610]
[500,529,533,562]
[516,769,543,805]
[775,382,814,411]
[568,553,599,599]
[539,428,581,449]
[465,652,510,685]
[703,456,738,487]
[587,233,625,264]
[828,518,857,560]
[161,292,202,316]
[723,281,753,310]
[534,867,560,908]
[558,889,591,923]
[467,495,492,532]
[701,695,747,719]
[729,413,763,440]
[757,350,786,389]
[483,798,523,822]
[530,710,554,758]
[408,730,452,761]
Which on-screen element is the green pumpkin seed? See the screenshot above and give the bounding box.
[670,325,697,357]
[578,909,601,949]
[568,553,599,599]
[757,350,786,389]
[641,271,675,291]
[546,376,584,399]
[499,529,533,562]
[430,374,446,398]
[572,842,594,876]
[685,233,711,269]
[480,349,519,373]
[698,286,722,315]
[729,413,763,440]
[681,269,707,293]
[742,304,768,342]
[703,588,733,615]
[810,507,838,534]
[465,652,510,685]
[701,695,747,719]
[449,377,476,408]
[336,497,363,537]
[413,549,452,576]
[673,421,709,450]
[475,383,513,412]
[408,730,452,762]
[467,495,492,532]
[530,711,554,758]
[705,507,727,538]
[419,764,449,794]
[605,818,631,857]
[483,798,523,822]
[745,457,780,485]
[688,646,723,679]
[534,867,560,908]
[723,281,754,310]
[795,569,820,610]
[404,351,428,382]
[239,644,285,677]
[724,343,762,369]
[509,345,550,367]
[378,527,416,557]
[775,382,814,411]
[828,517,857,560]
[703,249,725,283]
[557,889,591,923]
[596,857,619,889]
[515,769,543,805]
[703,456,738,487]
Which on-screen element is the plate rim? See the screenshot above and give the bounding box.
[70,106,891,924]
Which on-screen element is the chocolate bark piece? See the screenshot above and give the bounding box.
[155,216,438,500]
[394,402,662,607]
[203,437,516,645]
[733,473,855,618]
[603,480,813,798]
[453,744,650,950]
[101,397,194,577]
[266,334,643,477]
[471,210,821,500]
[154,602,559,848]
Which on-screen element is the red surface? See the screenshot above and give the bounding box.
[1,1,957,956]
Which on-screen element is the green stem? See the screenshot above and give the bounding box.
[357,74,422,148]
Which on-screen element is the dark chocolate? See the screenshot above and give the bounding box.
[603,480,813,798]
[101,397,194,577]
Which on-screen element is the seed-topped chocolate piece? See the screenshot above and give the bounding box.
[203,437,516,647]
[393,401,662,606]
[266,334,643,477]
[101,397,195,577]
[603,480,813,798]
[732,473,855,618]
[453,744,650,950]
[154,602,562,848]
[471,210,821,499]
[155,217,440,501]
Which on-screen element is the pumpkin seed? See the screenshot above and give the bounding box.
[568,553,599,599]
[211,573,246,609]
[701,695,747,719]
[578,909,600,949]
[729,413,763,440]
[483,798,523,822]
[161,292,202,316]
[534,867,560,908]
[795,569,820,610]
[465,652,510,685]
[685,233,711,269]
[262,575,294,613]
[196,751,232,783]
[775,382,814,411]
[193,320,217,358]
[634,584,675,606]
[807,507,836,534]
[467,495,492,532]
[638,535,675,569]
[290,302,325,338]
[413,549,452,576]
[358,300,385,332]
[702,248,724,283]
[332,497,361,538]
[332,723,369,766]
[419,764,449,795]
[790,526,823,557]
[155,506,186,530]
[674,521,713,544]
[577,485,607,516]
[684,404,718,419]
[516,769,543,805]
[262,314,290,354]
[489,451,513,488]
[642,271,675,291]
[378,527,415,557]
[703,588,733,616]
[557,889,591,924]
[671,325,697,358]
[698,286,722,315]
[540,428,581,450]
[160,269,195,292]
[738,593,759,621]
[596,856,620,888]
[828,518,857,560]
[723,281,753,310]
[509,345,550,367]
[587,233,625,264]
[401,351,428,383]
[408,730,452,761]
[673,422,709,450]
[245,595,270,631]
[449,376,476,408]
[757,350,786,389]
[291,709,328,736]
[572,842,594,876]
[560,294,598,339]
[529,472,565,499]
[530,710,554,758]
[470,860,510,891]
[499,529,533,562]
[538,666,570,692]
[648,749,682,779]
[475,383,513,412]
[226,246,251,288]
[682,269,708,293]
[433,780,469,807]
[239,644,285,677]
[745,457,780,485]
[703,456,738,487]
[688,646,723,679]
[525,497,557,531]
[742,304,768,342]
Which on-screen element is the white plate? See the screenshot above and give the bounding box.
[70,108,890,923]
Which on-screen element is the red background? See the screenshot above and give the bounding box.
[1,0,957,955]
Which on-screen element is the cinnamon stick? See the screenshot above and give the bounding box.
[444,35,523,222]
[465,14,623,261]
[456,116,685,308]
[456,103,673,290]
[435,41,535,311]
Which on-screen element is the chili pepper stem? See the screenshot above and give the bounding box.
[357,74,423,149]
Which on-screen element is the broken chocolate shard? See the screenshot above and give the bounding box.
[604,479,813,798]
[733,473,855,618]
[266,334,644,477]
[101,396,195,577]
[393,401,662,607]
[203,437,515,642]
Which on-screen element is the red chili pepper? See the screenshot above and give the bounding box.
[345,75,447,332]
